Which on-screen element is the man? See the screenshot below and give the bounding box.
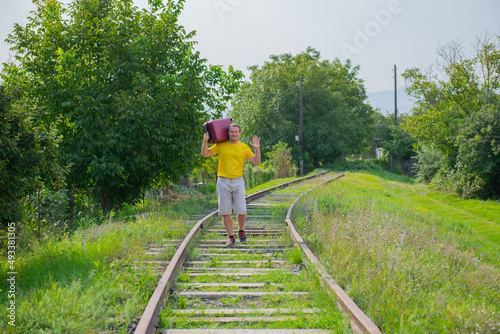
[201,124,261,246]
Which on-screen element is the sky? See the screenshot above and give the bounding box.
[1,0,500,95]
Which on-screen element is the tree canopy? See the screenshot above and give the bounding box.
[1,0,243,213]
[402,34,500,198]
[373,112,416,159]
[230,48,374,170]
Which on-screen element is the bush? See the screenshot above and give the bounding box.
[383,122,417,161]
[413,146,442,183]
[197,183,216,195]
[265,141,298,178]
[244,164,275,189]
[0,86,65,228]
[452,105,500,199]
[327,158,385,173]
[424,106,500,199]
[10,187,105,251]
[19,189,71,236]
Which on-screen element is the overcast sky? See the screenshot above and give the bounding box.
[1,0,499,93]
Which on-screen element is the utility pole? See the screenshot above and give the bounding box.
[299,75,304,176]
[389,64,398,172]
[394,64,398,123]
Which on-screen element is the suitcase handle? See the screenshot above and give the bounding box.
[203,122,214,144]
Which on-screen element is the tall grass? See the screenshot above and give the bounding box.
[0,189,216,333]
[292,171,500,333]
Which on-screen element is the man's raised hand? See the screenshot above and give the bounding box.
[250,135,260,149]
[248,135,261,166]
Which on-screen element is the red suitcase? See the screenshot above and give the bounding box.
[203,118,233,143]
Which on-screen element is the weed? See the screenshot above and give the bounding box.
[286,247,303,265]
[177,296,187,309]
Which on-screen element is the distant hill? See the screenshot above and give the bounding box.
[366,90,415,115]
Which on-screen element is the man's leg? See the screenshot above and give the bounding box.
[232,177,247,243]
[223,214,234,237]
[217,177,235,245]
[237,214,246,231]
[237,213,247,243]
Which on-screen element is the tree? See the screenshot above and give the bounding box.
[402,34,500,198]
[413,145,442,183]
[0,86,64,226]
[372,112,416,161]
[231,48,374,170]
[384,123,417,161]
[2,0,243,213]
[452,105,500,198]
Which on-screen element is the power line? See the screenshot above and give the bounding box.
[363,70,392,80]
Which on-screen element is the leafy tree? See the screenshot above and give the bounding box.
[371,110,392,146]
[0,86,64,226]
[413,145,442,183]
[402,34,500,198]
[2,0,243,213]
[231,48,374,170]
[452,105,500,198]
[371,112,416,161]
[383,122,417,161]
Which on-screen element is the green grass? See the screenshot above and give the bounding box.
[412,184,500,243]
[286,246,303,265]
[245,169,329,195]
[0,177,306,333]
[245,176,298,195]
[0,191,215,333]
[292,170,500,333]
[358,169,500,247]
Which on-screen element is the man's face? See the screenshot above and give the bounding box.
[228,126,241,142]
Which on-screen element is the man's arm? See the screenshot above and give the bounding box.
[248,135,261,166]
[201,132,214,157]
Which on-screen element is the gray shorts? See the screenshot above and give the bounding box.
[217,176,246,216]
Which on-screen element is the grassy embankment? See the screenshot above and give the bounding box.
[0,188,217,333]
[292,170,500,333]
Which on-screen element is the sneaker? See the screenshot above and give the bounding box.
[238,230,247,243]
[226,236,235,246]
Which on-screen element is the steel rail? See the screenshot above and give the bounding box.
[285,172,382,334]
[135,170,331,334]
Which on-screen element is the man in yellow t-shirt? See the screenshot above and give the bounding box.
[201,124,261,246]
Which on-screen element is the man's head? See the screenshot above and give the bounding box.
[227,124,241,143]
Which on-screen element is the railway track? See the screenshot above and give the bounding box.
[134,171,382,334]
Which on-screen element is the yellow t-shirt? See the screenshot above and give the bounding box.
[210,141,254,178]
